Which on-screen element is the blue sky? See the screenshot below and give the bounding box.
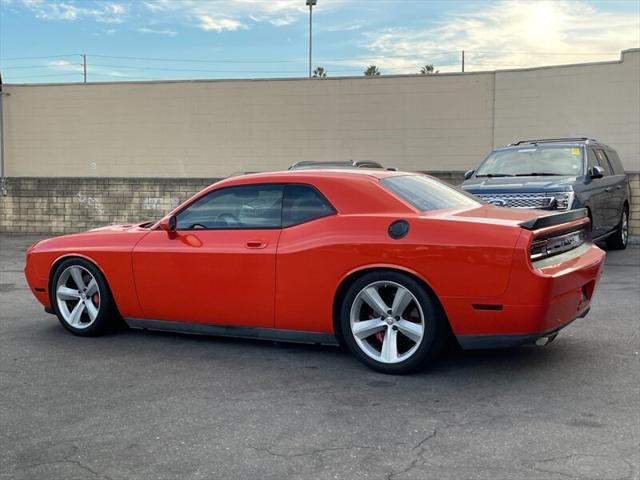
[1,0,639,83]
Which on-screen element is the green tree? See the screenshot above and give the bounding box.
[364,65,381,76]
[419,64,439,74]
[312,66,327,78]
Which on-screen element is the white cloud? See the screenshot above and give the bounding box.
[47,59,83,72]
[198,15,244,32]
[269,17,296,27]
[137,27,177,36]
[362,0,640,73]
[16,0,348,33]
[141,0,346,32]
[20,0,127,23]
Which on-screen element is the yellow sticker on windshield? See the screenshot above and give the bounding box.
[571,148,580,156]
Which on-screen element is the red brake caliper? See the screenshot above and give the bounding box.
[92,293,100,307]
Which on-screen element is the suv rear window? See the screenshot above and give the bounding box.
[476,146,584,177]
[382,175,479,211]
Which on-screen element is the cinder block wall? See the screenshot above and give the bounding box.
[2,172,638,237]
[0,172,464,234]
[0,178,214,234]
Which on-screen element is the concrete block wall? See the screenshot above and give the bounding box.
[1,172,637,237]
[631,173,640,238]
[0,172,463,234]
[0,177,215,234]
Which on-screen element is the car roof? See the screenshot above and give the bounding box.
[498,138,612,150]
[223,168,410,182]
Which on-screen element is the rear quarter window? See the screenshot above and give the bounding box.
[606,150,625,175]
[381,175,479,211]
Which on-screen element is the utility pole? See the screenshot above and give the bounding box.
[82,54,87,83]
[461,50,465,73]
[306,0,317,78]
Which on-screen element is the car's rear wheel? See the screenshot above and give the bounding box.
[606,207,628,250]
[340,271,446,374]
[52,258,116,336]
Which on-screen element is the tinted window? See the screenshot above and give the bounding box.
[587,149,598,172]
[595,149,613,176]
[176,184,283,230]
[475,146,584,177]
[606,150,624,175]
[382,175,479,211]
[282,184,335,227]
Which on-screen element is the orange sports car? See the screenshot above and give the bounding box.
[25,170,605,374]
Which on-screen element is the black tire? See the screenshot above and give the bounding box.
[606,207,629,250]
[340,270,447,374]
[51,258,118,336]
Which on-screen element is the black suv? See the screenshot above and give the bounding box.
[461,138,630,249]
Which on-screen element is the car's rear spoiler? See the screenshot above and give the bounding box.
[519,208,588,230]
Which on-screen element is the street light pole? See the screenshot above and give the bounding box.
[306,0,317,78]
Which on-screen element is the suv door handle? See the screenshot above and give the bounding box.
[604,187,612,192]
[246,240,268,249]
[616,185,622,189]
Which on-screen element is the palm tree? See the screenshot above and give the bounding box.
[312,66,327,78]
[419,64,439,74]
[364,65,381,76]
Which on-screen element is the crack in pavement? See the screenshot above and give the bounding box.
[14,457,115,480]
[387,428,438,480]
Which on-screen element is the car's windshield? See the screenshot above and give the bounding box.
[475,146,584,177]
[381,175,480,211]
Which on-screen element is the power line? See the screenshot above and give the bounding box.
[89,54,298,64]
[0,53,80,61]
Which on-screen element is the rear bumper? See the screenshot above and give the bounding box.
[457,307,589,349]
[444,242,605,346]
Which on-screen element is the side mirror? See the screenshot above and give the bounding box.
[464,169,475,180]
[589,165,604,179]
[159,215,177,233]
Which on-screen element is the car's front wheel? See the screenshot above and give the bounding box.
[606,207,629,250]
[51,258,116,336]
[340,271,446,374]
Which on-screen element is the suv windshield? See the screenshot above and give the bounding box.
[382,175,479,211]
[475,146,584,177]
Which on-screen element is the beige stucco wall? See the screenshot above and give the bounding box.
[2,49,639,177]
[2,73,495,177]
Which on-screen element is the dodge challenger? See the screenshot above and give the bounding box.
[25,170,605,374]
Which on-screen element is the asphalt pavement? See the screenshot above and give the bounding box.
[1,234,638,480]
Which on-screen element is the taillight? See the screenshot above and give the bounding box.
[530,228,587,262]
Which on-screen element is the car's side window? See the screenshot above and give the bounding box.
[595,149,613,176]
[586,149,598,173]
[606,150,624,175]
[176,184,283,230]
[282,184,335,227]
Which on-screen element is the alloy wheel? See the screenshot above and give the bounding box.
[55,265,101,329]
[622,210,628,246]
[349,281,425,364]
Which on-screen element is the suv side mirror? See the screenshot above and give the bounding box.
[159,215,177,233]
[464,169,475,180]
[589,165,604,179]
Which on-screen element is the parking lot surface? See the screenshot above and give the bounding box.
[1,234,639,480]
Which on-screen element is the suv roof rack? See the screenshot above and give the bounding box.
[508,137,598,146]
[288,160,387,170]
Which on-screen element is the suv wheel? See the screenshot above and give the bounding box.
[606,207,628,250]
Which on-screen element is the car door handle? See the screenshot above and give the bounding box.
[246,240,268,249]
[616,185,622,189]
[604,187,612,192]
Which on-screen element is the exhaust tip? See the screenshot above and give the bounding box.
[535,336,551,346]
[535,333,558,346]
